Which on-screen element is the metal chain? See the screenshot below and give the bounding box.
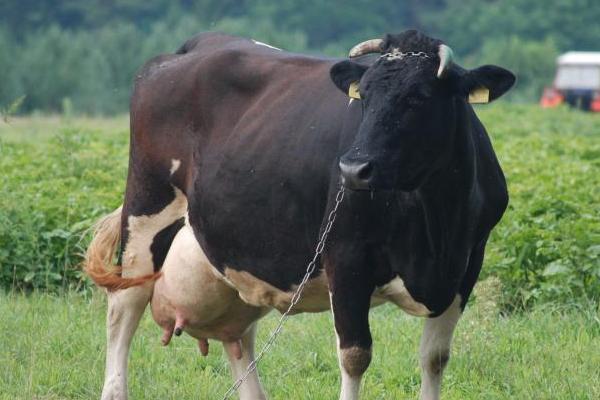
[380,50,431,60]
[221,185,345,400]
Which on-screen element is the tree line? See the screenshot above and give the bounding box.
[1,0,599,114]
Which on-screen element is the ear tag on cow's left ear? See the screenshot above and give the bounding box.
[348,81,361,99]
[468,86,490,104]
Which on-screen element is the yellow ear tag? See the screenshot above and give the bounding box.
[348,81,361,99]
[468,86,490,104]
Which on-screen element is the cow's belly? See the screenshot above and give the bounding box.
[220,269,404,314]
[151,224,425,337]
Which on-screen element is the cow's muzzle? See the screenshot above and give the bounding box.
[339,159,373,191]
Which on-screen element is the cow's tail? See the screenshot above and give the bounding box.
[84,205,161,291]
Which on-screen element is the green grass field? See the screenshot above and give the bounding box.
[0,292,598,399]
[1,105,599,398]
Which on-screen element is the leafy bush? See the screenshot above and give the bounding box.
[1,105,599,310]
[0,123,127,291]
[478,104,600,309]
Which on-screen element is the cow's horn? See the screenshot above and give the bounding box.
[349,39,384,58]
[437,44,454,78]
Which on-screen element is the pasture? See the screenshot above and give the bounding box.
[0,292,599,399]
[0,104,599,398]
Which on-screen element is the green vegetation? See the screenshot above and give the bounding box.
[2,0,600,113]
[0,116,128,291]
[0,292,598,399]
[0,105,599,309]
[479,104,600,309]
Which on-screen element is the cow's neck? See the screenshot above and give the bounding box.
[392,101,478,273]
[418,99,477,218]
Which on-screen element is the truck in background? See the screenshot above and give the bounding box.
[540,52,600,112]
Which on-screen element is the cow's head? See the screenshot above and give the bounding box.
[331,30,515,191]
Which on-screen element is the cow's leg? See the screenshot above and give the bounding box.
[223,322,267,400]
[419,295,462,400]
[418,239,487,400]
[329,259,374,400]
[102,286,153,400]
[99,187,187,400]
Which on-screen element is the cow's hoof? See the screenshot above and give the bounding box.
[174,327,183,336]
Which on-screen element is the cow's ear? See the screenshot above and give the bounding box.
[460,65,516,103]
[330,60,368,99]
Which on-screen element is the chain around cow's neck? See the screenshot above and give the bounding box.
[380,49,431,60]
[221,185,345,400]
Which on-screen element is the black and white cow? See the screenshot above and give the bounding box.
[85,30,515,400]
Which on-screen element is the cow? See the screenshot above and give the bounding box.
[85,29,515,400]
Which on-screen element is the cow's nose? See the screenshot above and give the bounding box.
[339,160,373,190]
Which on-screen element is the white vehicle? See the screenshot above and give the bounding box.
[540,51,600,111]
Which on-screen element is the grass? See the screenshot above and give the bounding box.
[0,291,598,399]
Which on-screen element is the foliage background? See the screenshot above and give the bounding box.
[2,0,600,114]
[1,106,599,310]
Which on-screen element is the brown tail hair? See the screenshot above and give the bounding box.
[84,205,161,291]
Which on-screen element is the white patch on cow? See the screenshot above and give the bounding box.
[348,98,354,106]
[223,267,330,313]
[339,352,362,400]
[377,276,431,316]
[122,187,188,276]
[252,39,282,51]
[223,323,267,400]
[419,295,462,400]
[330,292,362,400]
[170,159,181,175]
[102,188,188,400]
